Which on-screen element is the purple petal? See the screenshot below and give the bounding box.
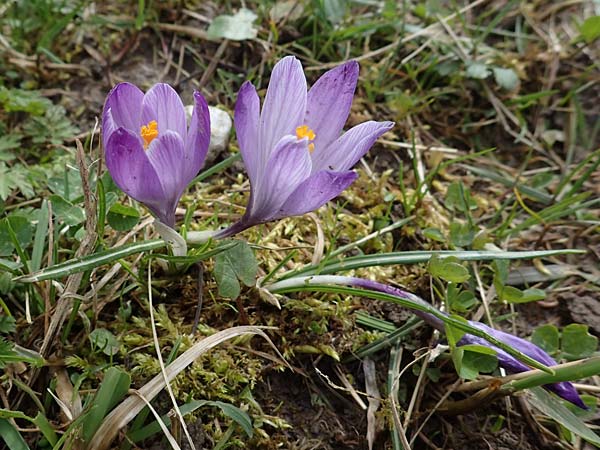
[461,323,587,409]
[259,56,307,163]
[105,128,166,215]
[235,81,261,184]
[145,131,187,226]
[141,83,187,139]
[276,170,358,218]
[305,61,359,151]
[246,136,312,223]
[183,91,211,181]
[102,83,144,147]
[312,120,394,173]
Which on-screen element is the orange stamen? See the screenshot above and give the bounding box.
[296,125,316,153]
[140,120,159,149]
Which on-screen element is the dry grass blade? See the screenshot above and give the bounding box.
[38,140,98,358]
[364,358,381,450]
[132,390,182,450]
[86,325,277,450]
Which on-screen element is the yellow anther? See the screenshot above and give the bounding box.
[140,120,159,149]
[295,125,316,153]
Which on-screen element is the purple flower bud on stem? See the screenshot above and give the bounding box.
[349,278,587,409]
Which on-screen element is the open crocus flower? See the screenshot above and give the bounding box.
[217,56,394,237]
[102,82,210,228]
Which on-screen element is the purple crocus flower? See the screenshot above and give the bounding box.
[102,83,210,228]
[348,278,587,408]
[217,56,394,237]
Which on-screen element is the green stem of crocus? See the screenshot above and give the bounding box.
[185,229,222,244]
[505,357,600,393]
[155,220,187,257]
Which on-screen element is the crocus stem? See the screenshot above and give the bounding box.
[211,220,253,239]
[154,220,187,257]
[186,229,221,244]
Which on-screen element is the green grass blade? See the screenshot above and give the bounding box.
[14,240,165,283]
[0,418,30,450]
[32,412,58,447]
[528,386,600,446]
[461,164,553,204]
[82,367,131,443]
[31,200,48,272]
[278,249,585,280]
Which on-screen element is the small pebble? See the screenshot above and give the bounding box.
[185,104,232,154]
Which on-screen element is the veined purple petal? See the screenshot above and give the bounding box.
[235,81,261,184]
[459,324,587,409]
[259,56,307,164]
[183,91,211,182]
[105,128,165,214]
[141,83,187,138]
[102,83,144,147]
[305,61,359,151]
[312,120,394,173]
[145,131,186,226]
[276,170,358,218]
[247,135,312,223]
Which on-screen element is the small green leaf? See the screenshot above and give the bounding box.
[321,0,347,24]
[461,344,499,377]
[89,329,120,356]
[0,338,18,368]
[0,216,34,256]
[429,255,470,283]
[579,15,600,43]
[214,241,258,298]
[444,316,468,346]
[207,8,258,41]
[500,286,546,304]
[466,62,490,79]
[445,181,477,213]
[492,67,519,90]
[50,194,85,226]
[562,324,598,360]
[107,203,140,231]
[531,324,559,354]
[449,290,477,313]
[423,227,445,242]
[498,285,523,302]
[449,221,476,248]
[0,87,51,115]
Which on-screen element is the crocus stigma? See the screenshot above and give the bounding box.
[102,82,210,228]
[217,56,394,237]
